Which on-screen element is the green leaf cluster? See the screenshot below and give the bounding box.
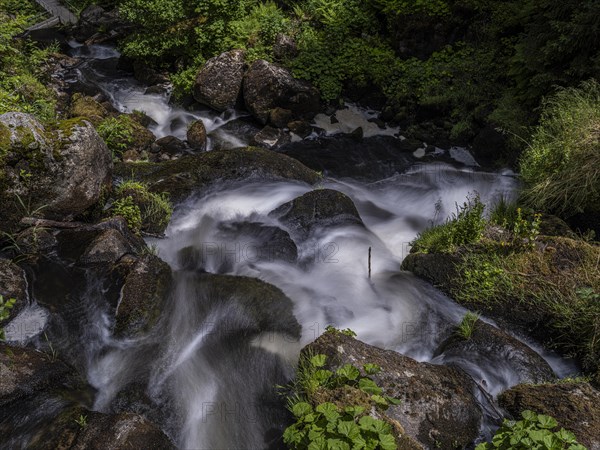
[0,294,16,341]
[284,353,401,450]
[97,116,135,158]
[476,410,586,450]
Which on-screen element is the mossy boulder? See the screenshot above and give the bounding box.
[80,228,136,265]
[194,273,301,339]
[304,332,482,449]
[269,189,364,239]
[0,113,112,232]
[114,147,320,202]
[69,93,109,125]
[0,258,28,324]
[498,382,600,450]
[111,254,172,339]
[435,319,556,389]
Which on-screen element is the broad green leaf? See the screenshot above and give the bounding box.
[358,378,382,395]
[537,414,558,430]
[344,406,365,417]
[370,394,388,406]
[336,364,360,381]
[315,369,334,385]
[363,363,381,375]
[292,402,313,418]
[308,436,327,450]
[521,410,537,422]
[326,438,350,450]
[311,354,327,367]
[384,396,401,406]
[378,433,397,450]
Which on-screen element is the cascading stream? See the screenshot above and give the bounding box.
[2,43,578,450]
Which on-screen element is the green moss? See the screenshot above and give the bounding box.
[69,93,107,125]
[0,122,11,154]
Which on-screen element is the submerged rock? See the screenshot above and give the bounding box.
[114,147,320,201]
[193,49,246,112]
[269,189,363,238]
[304,331,482,449]
[499,382,600,450]
[435,319,556,387]
[243,59,320,124]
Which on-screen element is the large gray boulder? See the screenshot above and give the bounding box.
[193,50,246,111]
[243,59,320,124]
[304,331,483,449]
[0,113,112,230]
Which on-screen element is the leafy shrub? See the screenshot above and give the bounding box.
[520,80,600,217]
[284,352,400,450]
[97,116,134,158]
[113,180,173,234]
[411,194,486,253]
[476,410,585,450]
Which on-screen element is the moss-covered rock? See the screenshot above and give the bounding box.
[498,382,600,450]
[0,113,112,232]
[112,254,172,339]
[304,332,482,449]
[186,119,207,151]
[269,188,364,238]
[69,93,109,125]
[114,147,320,202]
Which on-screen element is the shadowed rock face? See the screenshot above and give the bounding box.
[303,332,483,449]
[269,189,364,239]
[499,382,600,450]
[193,50,246,112]
[0,258,28,323]
[243,59,320,124]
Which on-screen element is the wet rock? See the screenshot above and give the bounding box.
[269,107,293,128]
[122,149,141,162]
[112,254,172,338]
[0,113,112,230]
[279,135,418,180]
[304,331,482,449]
[269,189,363,238]
[178,222,297,272]
[133,61,169,86]
[499,382,600,450]
[435,320,556,387]
[472,125,509,166]
[114,147,320,202]
[196,273,301,339]
[243,59,320,124]
[80,229,135,265]
[539,214,576,238]
[186,119,207,151]
[193,49,246,112]
[80,5,105,23]
[152,135,188,155]
[14,227,58,256]
[130,110,157,128]
[144,85,169,95]
[288,120,312,138]
[0,343,81,408]
[252,125,291,149]
[0,259,28,324]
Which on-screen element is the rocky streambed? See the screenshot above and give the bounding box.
[0,34,599,450]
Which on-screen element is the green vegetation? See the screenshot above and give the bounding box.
[0,294,16,340]
[97,116,135,158]
[110,180,173,234]
[456,312,479,340]
[283,351,400,450]
[74,414,88,428]
[0,0,57,122]
[520,80,600,218]
[410,194,486,253]
[476,410,585,450]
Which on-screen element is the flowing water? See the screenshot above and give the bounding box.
[3,44,579,449]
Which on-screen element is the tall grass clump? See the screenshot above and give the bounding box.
[520,80,600,218]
